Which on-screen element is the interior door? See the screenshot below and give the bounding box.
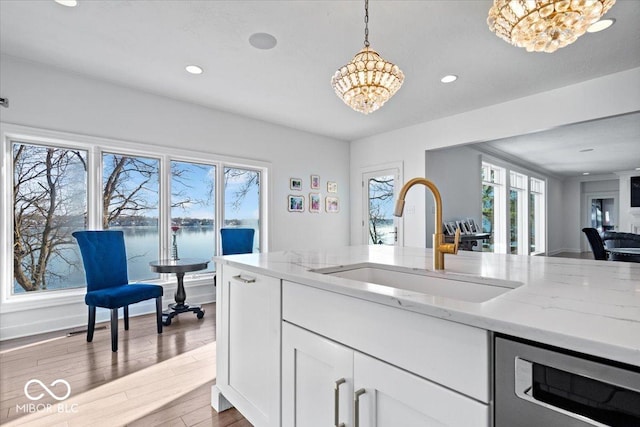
[362,166,402,246]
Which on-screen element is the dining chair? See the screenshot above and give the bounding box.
[220,228,255,255]
[581,227,608,261]
[72,230,163,352]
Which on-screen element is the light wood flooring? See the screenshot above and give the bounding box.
[0,303,251,427]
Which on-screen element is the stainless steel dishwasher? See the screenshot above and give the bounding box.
[494,336,640,427]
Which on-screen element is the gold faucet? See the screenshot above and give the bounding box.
[394,177,460,270]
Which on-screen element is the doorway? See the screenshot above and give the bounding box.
[362,164,403,246]
[582,191,618,251]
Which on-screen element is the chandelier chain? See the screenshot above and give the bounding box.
[364,0,369,47]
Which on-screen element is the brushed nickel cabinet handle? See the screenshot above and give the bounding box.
[334,378,346,427]
[354,388,366,427]
[231,274,256,283]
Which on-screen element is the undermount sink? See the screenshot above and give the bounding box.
[310,263,522,303]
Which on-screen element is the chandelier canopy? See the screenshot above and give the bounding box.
[331,0,404,114]
[487,0,616,53]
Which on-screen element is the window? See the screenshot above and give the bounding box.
[482,162,506,253]
[3,127,267,298]
[171,161,216,273]
[12,142,88,294]
[103,153,160,281]
[482,161,546,256]
[529,177,546,254]
[509,171,527,255]
[367,174,395,245]
[224,167,260,252]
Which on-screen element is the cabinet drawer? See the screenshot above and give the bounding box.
[282,281,489,402]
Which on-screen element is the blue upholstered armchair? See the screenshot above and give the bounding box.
[73,230,163,352]
[220,228,255,255]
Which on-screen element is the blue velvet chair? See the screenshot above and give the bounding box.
[72,230,163,352]
[220,228,255,255]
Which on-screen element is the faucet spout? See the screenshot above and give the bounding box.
[394,177,460,270]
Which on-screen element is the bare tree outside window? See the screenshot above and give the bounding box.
[12,144,87,293]
[12,144,262,293]
[368,176,394,245]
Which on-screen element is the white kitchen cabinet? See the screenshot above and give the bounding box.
[283,322,488,427]
[353,352,487,427]
[282,281,490,403]
[282,322,353,427]
[213,264,281,427]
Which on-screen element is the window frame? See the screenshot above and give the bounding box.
[1,123,270,309]
[481,156,547,256]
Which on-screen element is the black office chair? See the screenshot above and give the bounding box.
[581,228,608,261]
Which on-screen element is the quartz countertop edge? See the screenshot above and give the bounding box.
[214,245,640,367]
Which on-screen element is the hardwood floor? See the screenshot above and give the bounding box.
[0,303,251,427]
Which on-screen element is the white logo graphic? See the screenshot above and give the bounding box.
[24,379,71,401]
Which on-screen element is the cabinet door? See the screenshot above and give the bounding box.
[217,264,281,427]
[282,322,353,427]
[354,352,489,427]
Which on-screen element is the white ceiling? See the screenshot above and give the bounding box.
[1,0,639,175]
[477,112,640,177]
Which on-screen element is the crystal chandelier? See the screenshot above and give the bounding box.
[331,0,404,114]
[487,0,616,53]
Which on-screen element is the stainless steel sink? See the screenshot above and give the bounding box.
[310,263,522,303]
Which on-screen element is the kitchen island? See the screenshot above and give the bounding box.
[212,245,640,427]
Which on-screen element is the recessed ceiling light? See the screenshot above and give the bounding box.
[54,0,78,6]
[587,18,615,33]
[583,172,590,176]
[249,33,277,50]
[185,65,203,75]
[440,75,458,83]
[579,148,594,152]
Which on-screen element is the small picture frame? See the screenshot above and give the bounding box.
[288,195,304,212]
[309,193,321,213]
[310,175,320,190]
[327,181,338,193]
[290,178,302,191]
[325,196,339,213]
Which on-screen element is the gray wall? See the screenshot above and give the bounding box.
[425,146,481,246]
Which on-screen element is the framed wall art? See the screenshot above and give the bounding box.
[327,181,338,193]
[325,196,339,213]
[288,195,304,212]
[310,175,320,190]
[290,178,302,190]
[309,193,320,213]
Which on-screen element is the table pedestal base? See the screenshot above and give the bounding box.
[162,303,205,326]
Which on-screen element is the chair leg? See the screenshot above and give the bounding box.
[124,305,129,331]
[110,308,119,352]
[87,306,96,343]
[156,297,163,334]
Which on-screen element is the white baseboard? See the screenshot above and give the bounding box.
[0,280,215,341]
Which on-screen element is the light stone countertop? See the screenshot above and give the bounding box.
[214,245,640,367]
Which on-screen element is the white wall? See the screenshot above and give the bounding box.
[350,67,640,248]
[1,55,350,252]
[0,55,350,339]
